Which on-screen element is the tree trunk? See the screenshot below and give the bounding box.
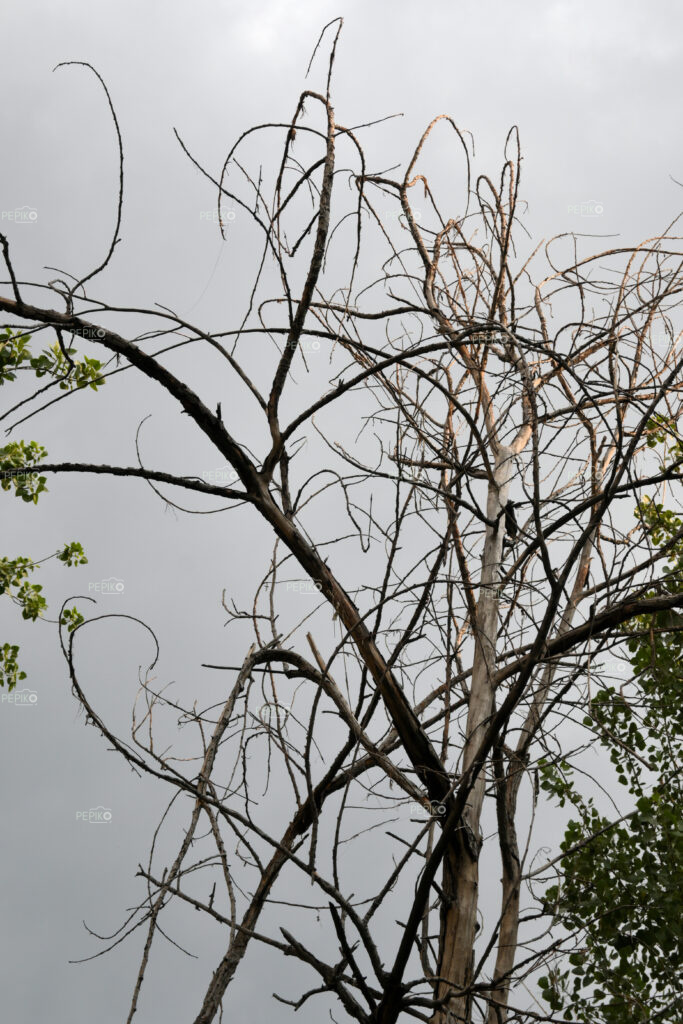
[432,447,515,1023]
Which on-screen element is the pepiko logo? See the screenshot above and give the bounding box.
[88,577,124,595]
[258,702,292,728]
[202,467,238,484]
[285,580,322,594]
[76,806,112,824]
[1,206,38,224]
[199,208,236,224]
[408,799,447,821]
[567,199,604,218]
[1,688,38,706]
[284,338,321,354]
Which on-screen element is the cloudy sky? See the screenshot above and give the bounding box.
[1,2,682,1022]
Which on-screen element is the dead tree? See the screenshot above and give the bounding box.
[2,21,683,1024]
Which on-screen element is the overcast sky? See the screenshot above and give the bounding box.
[1,2,682,1023]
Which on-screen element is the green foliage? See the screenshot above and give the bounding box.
[0,642,26,690]
[539,431,683,1023]
[0,440,48,503]
[1,331,95,691]
[0,555,47,620]
[0,327,105,391]
[57,541,88,567]
[540,762,682,1021]
[0,545,88,689]
[0,327,32,382]
[645,413,683,458]
[30,342,104,391]
[60,606,85,633]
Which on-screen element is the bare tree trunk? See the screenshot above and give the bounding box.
[433,446,518,1024]
[486,752,522,1024]
[485,518,599,1022]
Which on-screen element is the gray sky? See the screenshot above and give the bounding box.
[1,2,682,1022]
